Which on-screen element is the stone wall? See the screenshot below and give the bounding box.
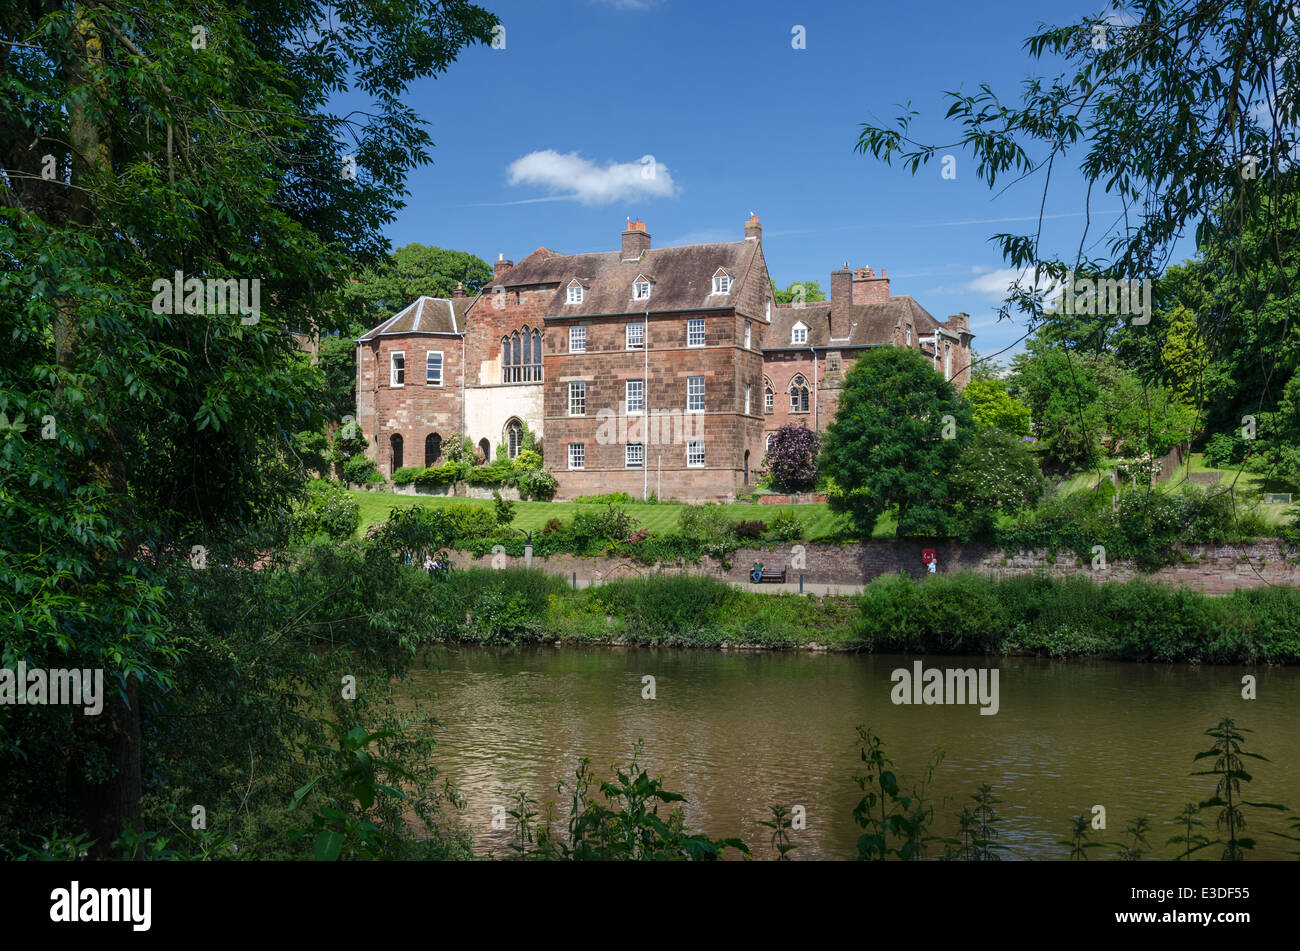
[444,539,1299,595]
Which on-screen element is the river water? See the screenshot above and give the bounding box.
[403,646,1300,860]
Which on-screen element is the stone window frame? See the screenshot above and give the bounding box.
[686,375,705,413]
[390,350,405,387]
[744,321,752,349]
[567,443,585,470]
[686,440,706,468]
[626,321,644,350]
[789,374,810,413]
[687,317,706,348]
[745,383,751,415]
[568,381,587,416]
[625,379,644,415]
[425,349,443,386]
[625,442,644,469]
[569,324,587,352]
[505,418,524,459]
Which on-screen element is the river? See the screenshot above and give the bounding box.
[403,646,1300,860]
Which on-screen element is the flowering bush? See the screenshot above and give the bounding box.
[764,423,820,492]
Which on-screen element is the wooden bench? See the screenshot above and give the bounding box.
[750,563,787,584]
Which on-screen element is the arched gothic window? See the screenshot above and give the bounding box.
[503,327,543,382]
[425,433,442,467]
[389,433,404,474]
[505,419,524,459]
[789,375,810,413]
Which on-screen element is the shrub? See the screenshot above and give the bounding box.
[514,449,543,471]
[415,463,461,488]
[1202,433,1246,469]
[342,454,382,486]
[574,492,632,505]
[391,465,424,486]
[516,468,558,501]
[288,479,361,542]
[677,503,740,557]
[440,503,498,541]
[765,509,804,542]
[765,424,820,492]
[594,575,736,643]
[466,465,511,486]
[493,490,516,527]
[733,520,766,541]
[543,517,563,535]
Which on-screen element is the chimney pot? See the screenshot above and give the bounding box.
[622,220,651,258]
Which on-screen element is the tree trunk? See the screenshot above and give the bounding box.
[60,4,143,858]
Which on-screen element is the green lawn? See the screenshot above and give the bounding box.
[348,490,896,540]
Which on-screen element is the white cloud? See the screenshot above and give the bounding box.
[590,0,658,9]
[964,266,1058,299]
[506,150,678,205]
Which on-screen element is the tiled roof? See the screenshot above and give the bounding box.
[357,296,474,341]
[766,296,942,350]
[493,241,762,316]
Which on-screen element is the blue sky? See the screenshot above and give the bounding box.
[373,0,1194,364]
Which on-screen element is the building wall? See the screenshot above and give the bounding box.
[464,383,544,461]
[357,334,464,475]
[545,308,764,501]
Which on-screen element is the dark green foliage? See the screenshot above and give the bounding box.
[288,479,362,542]
[573,492,633,504]
[820,348,973,537]
[521,745,749,861]
[733,520,766,541]
[765,509,804,542]
[1191,717,1288,860]
[852,727,944,860]
[492,490,516,527]
[853,571,1300,663]
[760,805,798,861]
[391,466,425,486]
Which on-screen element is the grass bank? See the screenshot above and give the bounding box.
[348,489,897,540]
[410,568,1300,663]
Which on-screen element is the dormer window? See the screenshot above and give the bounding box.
[632,275,651,301]
[791,322,808,345]
[566,280,585,305]
[711,269,732,295]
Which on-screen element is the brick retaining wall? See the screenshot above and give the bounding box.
[447,539,1299,595]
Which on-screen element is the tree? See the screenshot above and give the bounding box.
[949,429,1046,530]
[1160,305,1210,404]
[764,423,820,492]
[962,378,1032,437]
[340,244,492,326]
[1,0,495,855]
[819,348,972,537]
[771,279,826,306]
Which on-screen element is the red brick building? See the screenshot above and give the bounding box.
[355,216,972,500]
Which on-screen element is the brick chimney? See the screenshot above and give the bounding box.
[745,213,762,242]
[830,263,853,339]
[451,281,466,299]
[622,219,651,259]
[947,312,970,334]
[852,266,890,304]
[493,253,514,282]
